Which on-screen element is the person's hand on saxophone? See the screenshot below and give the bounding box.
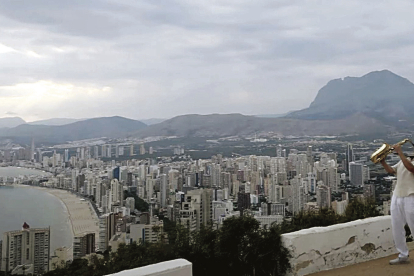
[393,144,414,173]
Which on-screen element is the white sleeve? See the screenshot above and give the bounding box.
[392,161,400,174]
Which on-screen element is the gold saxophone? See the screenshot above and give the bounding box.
[370,138,414,164]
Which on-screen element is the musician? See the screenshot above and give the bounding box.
[381,144,414,265]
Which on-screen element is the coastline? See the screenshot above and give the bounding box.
[15,184,99,248]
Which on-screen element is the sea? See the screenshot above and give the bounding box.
[0,167,73,252]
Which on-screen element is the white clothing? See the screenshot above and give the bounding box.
[392,160,414,197]
[391,195,414,258]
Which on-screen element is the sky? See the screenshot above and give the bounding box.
[1,0,414,122]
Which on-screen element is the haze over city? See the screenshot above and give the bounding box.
[1,0,414,121]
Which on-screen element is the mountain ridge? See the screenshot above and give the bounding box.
[287,69,414,122]
[28,118,88,126]
[0,117,26,128]
[0,70,410,143]
[133,112,390,138]
[0,116,147,143]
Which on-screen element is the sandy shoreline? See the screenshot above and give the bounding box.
[16,185,99,244]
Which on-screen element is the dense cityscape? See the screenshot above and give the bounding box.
[0,133,400,275]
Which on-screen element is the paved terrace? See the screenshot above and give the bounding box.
[310,249,414,276]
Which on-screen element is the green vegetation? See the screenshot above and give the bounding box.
[44,216,290,276]
[43,198,380,276]
[124,191,149,212]
[280,197,380,233]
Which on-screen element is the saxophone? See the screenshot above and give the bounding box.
[370,138,414,164]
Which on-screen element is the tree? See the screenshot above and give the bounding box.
[123,191,149,212]
[343,197,380,222]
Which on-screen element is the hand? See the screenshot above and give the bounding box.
[394,144,403,154]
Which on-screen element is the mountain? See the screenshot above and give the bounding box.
[0,116,147,144]
[134,70,414,138]
[0,117,26,128]
[134,113,389,138]
[139,118,167,125]
[286,70,414,124]
[28,118,87,126]
[255,112,291,118]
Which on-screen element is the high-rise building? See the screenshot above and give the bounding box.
[140,144,146,155]
[130,144,134,156]
[112,167,120,181]
[291,175,306,214]
[99,213,117,251]
[107,145,112,158]
[363,165,370,183]
[276,144,282,157]
[126,172,133,186]
[363,183,376,200]
[94,146,99,159]
[30,138,35,161]
[73,233,95,259]
[80,147,85,160]
[179,189,213,230]
[316,184,331,209]
[64,149,69,163]
[160,174,168,208]
[307,145,313,164]
[314,153,339,192]
[345,144,354,172]
[125,197,135,211]
[111,179,122,204]
[101,145,107,158]
[1,223,50,274]
[237,192,251,215]
[130,218,164,244]
[349,162,363,186]
[261,203,285,216]
[115,145,119,158]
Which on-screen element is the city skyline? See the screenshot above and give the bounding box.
[1,1,414,121]
[0,133,390,275]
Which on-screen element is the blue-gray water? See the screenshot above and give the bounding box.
[0,167,51,177]
[0,168,72,252]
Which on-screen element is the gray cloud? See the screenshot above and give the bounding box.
[0,0,413,121]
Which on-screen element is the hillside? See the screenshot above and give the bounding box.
[0,117,26,128]
[28,118,87,126]
[0,116,147,143]
[2,70,411,142]
[287,70,414,124]
[134,113,390,138]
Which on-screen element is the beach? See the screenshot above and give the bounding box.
[16,185,100,249]
[46,189,99,238]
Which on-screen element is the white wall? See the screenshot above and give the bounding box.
[105,259,192,276]
[282,216,396,276]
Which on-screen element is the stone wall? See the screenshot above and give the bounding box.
[281,216,396,276]
[105,259,192,276]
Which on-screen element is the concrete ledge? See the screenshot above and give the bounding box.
[105,259,192,276]
[281,216,396,276]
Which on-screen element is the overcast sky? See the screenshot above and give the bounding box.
[1,0,414,122]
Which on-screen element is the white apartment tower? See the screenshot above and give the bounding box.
[317,185,331,209]
[1,223,50,274]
